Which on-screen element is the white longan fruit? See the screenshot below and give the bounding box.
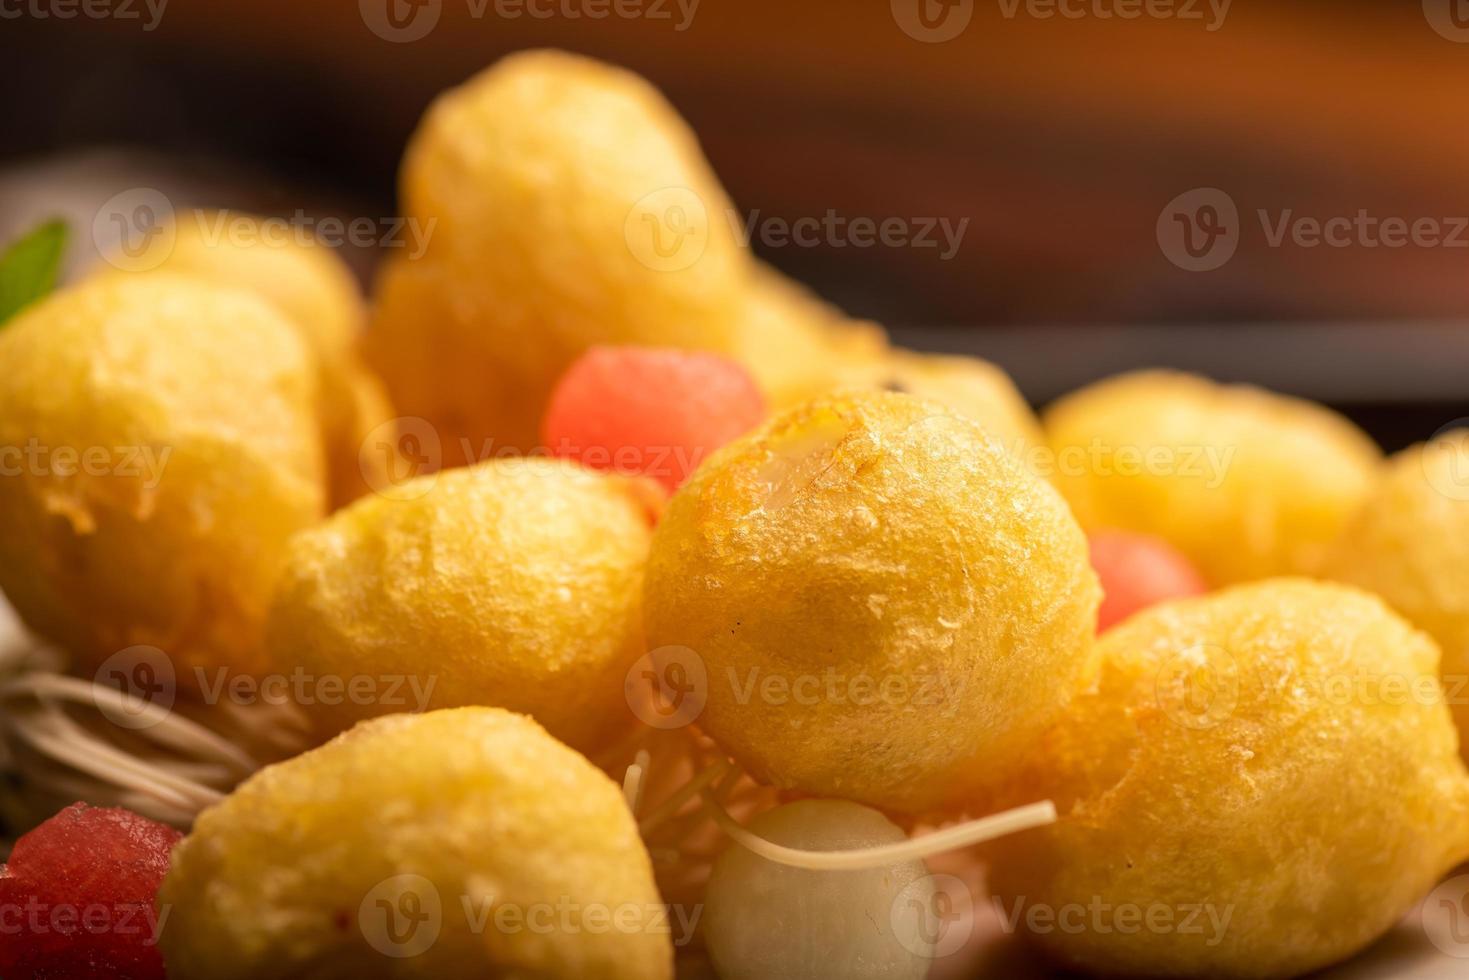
[703,800,932,980]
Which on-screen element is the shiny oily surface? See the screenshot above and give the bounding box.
[703,800,933,980]
[985,579,1469,979]
[0,274,324,681]
[644,390,1100,816]
[159,708,672,980]
[266,458,654,750]
[1044,370,1382,585]
[1325,429,1469,762]
[370,49,751,458]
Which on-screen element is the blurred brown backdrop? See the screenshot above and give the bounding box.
[3,0,1468,442]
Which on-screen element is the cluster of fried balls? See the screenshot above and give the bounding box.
[1,48,1468,980]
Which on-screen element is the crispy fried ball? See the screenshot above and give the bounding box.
[985,580,1469,979]
[643,390,1100,815]
[1325,429,1469,761]
[158,708,672,980]
[874,349,1042,461]
[1044,370,1381,584]
[731,263,890,410]
[99,209,392,506]
[368,253,543,466]
[731,268,1037,460]
[0,274,324,680]
[265,458,654,750]
[369,49,751,458]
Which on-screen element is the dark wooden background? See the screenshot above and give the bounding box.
[3,1,1468,446]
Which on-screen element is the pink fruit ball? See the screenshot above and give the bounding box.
[0,802,182,980]
[1088,529,1208,631]
[542,346,766,492]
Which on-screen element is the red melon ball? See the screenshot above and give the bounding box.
[0,802,182,980]
[542,346,766,493]
[1088,529,1208,632]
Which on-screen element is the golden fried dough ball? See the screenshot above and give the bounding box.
[369,49,751,456]
[644,390,1099,815]
[1325,429,1469,760]
[368,253,548,467]
[985,580,1469,979]
[876,349,1042,461]
[731,263,889,410]
[265,458,654,750]
[0,275,324,680]
[159,708,672,980]
[117,209,367,356]
[98,208,391,506]
[1044,370,1381,585]
[730,268,1037,461]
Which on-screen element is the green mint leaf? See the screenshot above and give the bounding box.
[0,220,70,329]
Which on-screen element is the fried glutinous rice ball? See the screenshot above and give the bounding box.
[158,708,672,980]
[1043,370,1381,585]
[984,579,1469,979]
[1325,429,1469,761]
[99,208,393,506]
[731,262,891,411]
[873,349,1043,462]
[265,458,654,750]
[368,49,751,460]
[643,390,1100,815]
[731,269,1040,463]
[0,274,325,680]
